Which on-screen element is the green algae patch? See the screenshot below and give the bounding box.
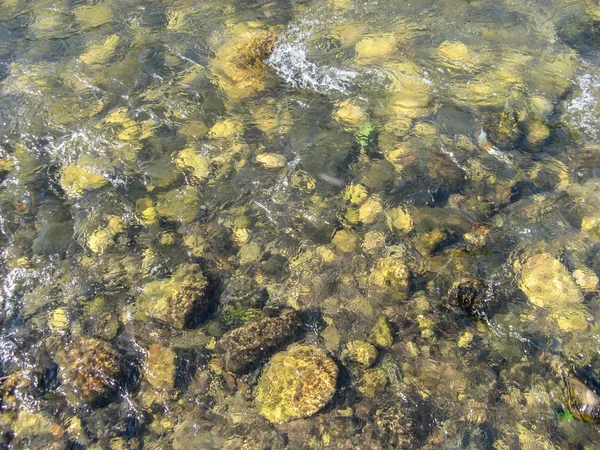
[255,345,338,422]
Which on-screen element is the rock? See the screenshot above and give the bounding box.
[256,153,287,169]
[437,40,471,65]
[136,264,209,330]
[344,183,369,205]
[80,34,119,65]
[346,340,378,367]
[447,278,489,318]
[254,344,338,422]
[332,229,358,253]
[56,336,121,404]
[210,23,279,100]
[86,216,124,253]
[515,252,588,332]
[567,373,600,421]
[174,148,210,181]
[386,206,413,235]
[526,121,550,145]
[369,318,394,348]
[60,162,108,197]
[359,368,388,398]
[355,34,397,60]
[333,99,368,127]
[144,344,176,391]
[216,308,300,373]
[155,186,201,223]
[368,257,409,292]
[358,197,383,224]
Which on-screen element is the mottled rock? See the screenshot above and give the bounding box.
[255,344,338,422]
[447,278,489,318]
[136,264,209,330]
[567,373,600,421]
[216,308,300,373]
[346,340,378,367]
[515,252,588,332]
[56,336,121,404]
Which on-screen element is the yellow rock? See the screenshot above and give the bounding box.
[457,331,474,348]
[362,231,385,253]
[437,41,472,66]
[573,269,598,292]
[48,308,68,332]
[60,162,108,197]
[529,96,553,118]
[333,99,368,127]
[369,317,394,347]
[183,233,207,257]
[332,230,358,253]
[87,216,124,253]
[80,34,120,65]
[346,340,378,367]
[358,197,383,224]
[581,216,600,237]
[344,183,368,205]
[355,34,397,60]
[239,242,261,264]
[334,23,366,47]
[144,344,176,390]
[210,23,279,100]
[527,121,550,144]
[369,257,409,290]
[208,119,243,138]
[175,148,210,180]
[516,252,588,332]
[156,186,201,223]
[74,4,112,28]
[256,153,287,168]
[386,206,413,235]
[160,232,177,246]
[316,245,336,262]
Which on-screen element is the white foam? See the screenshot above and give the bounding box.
[267,21,359,95]
[567,73,600,140]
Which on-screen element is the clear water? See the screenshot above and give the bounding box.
[2,0,600,448]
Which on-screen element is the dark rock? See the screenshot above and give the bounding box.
[447,278,490,318]
[215,308,300,373]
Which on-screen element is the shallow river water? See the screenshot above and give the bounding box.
[3,0,600,448]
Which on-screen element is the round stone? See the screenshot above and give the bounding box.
[254,344,338,422]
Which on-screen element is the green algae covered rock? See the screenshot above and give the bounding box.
[255,344,338,422]
[136,264,208,330]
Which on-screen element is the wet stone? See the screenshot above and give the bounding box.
[254,344,338,423]
[56,336,121,405]
[135,264,209,330]
[215,308,300,373]
[447,278,489,318]
[567,373,600,421]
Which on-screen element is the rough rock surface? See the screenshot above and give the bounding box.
[57,336,121,404]
[254,344,338,423]
[216,308,299,373]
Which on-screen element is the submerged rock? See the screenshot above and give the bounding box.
[60,161,108,197]
[346,340,378,367]
[254,344,338,422]
[56,336,121,404]
[515,252,588,332]
[446,278,489,318]
[136,264,209,330]
[210,23,279,100]
[216,308,299,373]
[567,373,600,422]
